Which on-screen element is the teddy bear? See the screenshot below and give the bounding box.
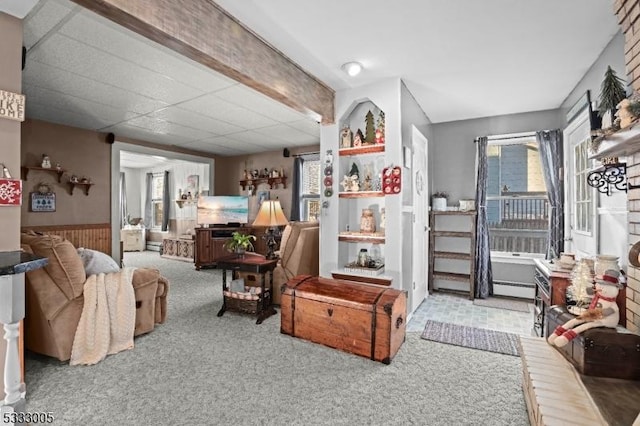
[548,269,622,348]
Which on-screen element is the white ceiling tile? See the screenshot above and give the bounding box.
[214,85,308,123]
[23,60,169,114]
[225,130,281,146]
[149,107,244,135]
[24,83,139,125]
[59,12,237,93]
[102,124,194,146]
[178,94,278,129]
[286,119,321,136]
[122,116,216,141]
[181,140,256,156]
[253,124,319,144]
[23,0,74,49]
[27,100,116,130]
[30,33,205,104]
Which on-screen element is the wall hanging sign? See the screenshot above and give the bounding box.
[323,149,334,197]
[0,178,22,206]
[30,192,55,212]
[382,165,402,194]
[0,89,25,122]
[30,183,55,212]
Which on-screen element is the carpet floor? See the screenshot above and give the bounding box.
[421,320,521,357]
[473,297,532,313]
[24,252,529,425]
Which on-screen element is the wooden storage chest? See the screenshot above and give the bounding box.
[281,275,407,364]
[546,305,640,380]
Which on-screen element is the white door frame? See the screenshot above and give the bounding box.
[563,109,598,258]
[411,126,429,314]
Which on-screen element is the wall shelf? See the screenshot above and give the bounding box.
[338,233,385,244]
[589,120,640,160]
[68,182,93,196]
[239,177,287,191]
[338,191,384,198]
[21,166,65,183]
[338,145,385,156]
[175,199,197,208]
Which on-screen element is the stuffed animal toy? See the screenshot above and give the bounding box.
[548,269,622,348]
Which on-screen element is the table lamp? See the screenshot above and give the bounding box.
[252,199,289,259]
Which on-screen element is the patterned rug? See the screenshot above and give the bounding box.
[421,320,521,357]
[473,297,531,313]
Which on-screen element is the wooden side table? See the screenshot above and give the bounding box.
[216,253,278,324]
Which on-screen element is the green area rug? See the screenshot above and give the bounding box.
[421,320,521,357]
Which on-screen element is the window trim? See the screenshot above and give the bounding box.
[486,133,549,257]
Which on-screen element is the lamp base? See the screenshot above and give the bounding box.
[265,228,278,260]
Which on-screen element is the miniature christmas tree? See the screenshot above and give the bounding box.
[599,66,627,117]
[364,110,375,144]
[375,111,385,144]
[349,162,359,177]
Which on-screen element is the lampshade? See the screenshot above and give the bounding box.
[252,200,289,227]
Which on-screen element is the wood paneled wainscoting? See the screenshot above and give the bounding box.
[21,223,112,255]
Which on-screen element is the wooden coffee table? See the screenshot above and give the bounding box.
[216,253,278,324]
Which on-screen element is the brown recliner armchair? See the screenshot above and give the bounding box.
[272,221,319,305]
[20,232,168,362]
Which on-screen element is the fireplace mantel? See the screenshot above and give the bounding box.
[590,121,640,160]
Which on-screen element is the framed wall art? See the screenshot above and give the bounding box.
[30,192,55,212]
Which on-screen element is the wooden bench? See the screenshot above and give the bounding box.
[519,337,607,425]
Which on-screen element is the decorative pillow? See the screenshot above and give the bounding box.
[23,233,86,299]
[77,248,120,276]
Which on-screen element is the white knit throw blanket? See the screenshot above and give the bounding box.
[70,267,136,366]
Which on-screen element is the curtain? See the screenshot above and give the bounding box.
[537,129,564,259]
[144,172,152,227]
[162,170,170,232]
[474,136,493,299]
[290,156,304,221]
[119,172,128,228]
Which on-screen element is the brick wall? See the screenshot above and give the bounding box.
[615,0,640,332]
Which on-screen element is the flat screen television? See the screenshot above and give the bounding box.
[197,195,249,226]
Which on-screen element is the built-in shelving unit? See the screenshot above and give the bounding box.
[333,100,388,285]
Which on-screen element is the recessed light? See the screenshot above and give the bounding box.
[341,61,363,77]
[152,155,167,160]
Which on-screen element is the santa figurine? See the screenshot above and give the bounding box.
[548,269,623,347]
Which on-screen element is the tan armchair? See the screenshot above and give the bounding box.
[20,232,168,361]
[272,222,319,305]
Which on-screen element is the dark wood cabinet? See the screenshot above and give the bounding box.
[533,259,571,337]
[194,226,282,269]
[195,227,251,270]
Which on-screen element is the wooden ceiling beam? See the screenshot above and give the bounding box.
[71,0,335,124]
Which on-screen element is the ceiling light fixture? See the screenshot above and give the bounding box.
[341,61,363,77]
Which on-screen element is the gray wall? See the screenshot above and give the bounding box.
[431,109,563,204]
[560,31,626,120]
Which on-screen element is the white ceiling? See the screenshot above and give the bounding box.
[215,0,621,123]
[119,151,203,170]
[9,0,622,155]
[19,0,320,157]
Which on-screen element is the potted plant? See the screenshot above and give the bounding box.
[432,192,448,211]
[224,231,256,256]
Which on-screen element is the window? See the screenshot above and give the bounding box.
[573,138,593,233]
[486,135,548,254]
[151,174,164,229]
[301,158,321,221]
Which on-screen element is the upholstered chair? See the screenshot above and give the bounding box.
[271,221,319,305]
[20,232,168,362]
